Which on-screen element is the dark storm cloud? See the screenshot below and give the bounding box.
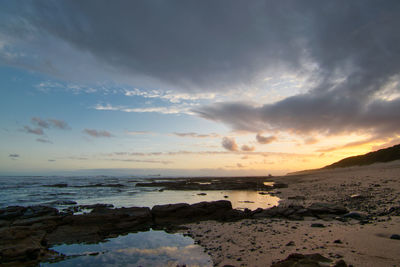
[83,129,113,138]
[2,1,398,91]
[195,93,400,137]
[2,1,400,137]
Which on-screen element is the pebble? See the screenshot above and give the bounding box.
[390,234,400,240]
[311,223,325,227]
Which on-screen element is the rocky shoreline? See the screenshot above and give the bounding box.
[1,162,400,266]
[1,197,388,266]
[0,198,364,266]
[182,162,400,267]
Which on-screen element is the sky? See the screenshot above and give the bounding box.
[1,0,400,176]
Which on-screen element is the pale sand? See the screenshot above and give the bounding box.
[182,161,400,266]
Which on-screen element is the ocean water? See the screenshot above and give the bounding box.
[1,175,279,266]
[0,176,279,210]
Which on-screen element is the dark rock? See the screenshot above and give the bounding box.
[308,203,348,215]
[286,241,295,246]
[294,208,309,216]
[390,234,400,240]
[47,206,153,245]
[0,206,27,220]
[342,212,367,220]
[288,196,306,200]
[77,203,114,210]
[47,200,77,205]
[0,205,59,222]
[197,193,207,196]
[350,194,366,200]
[311,223,325,228]
[152,200,233,224]
[334,239,343,244]
[152,203,191,218]
[136,177,287,191]
[287,214,304,220]
[0,226,49,263]
[271,253,332,267]
[386,206,400,216]
[333,259,348,267]
[22,206,59,219]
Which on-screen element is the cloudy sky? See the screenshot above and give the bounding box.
[1,0,400,176]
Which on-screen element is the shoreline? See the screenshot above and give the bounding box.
[182,162,400,266]
[1,162,400,266]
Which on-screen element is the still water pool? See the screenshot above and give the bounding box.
[43,230,212,267]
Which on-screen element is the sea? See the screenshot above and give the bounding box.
[0,175,279,266]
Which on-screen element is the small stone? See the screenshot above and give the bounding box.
[334,239,343,244]
[390,234,400,240]
[333,259,348,267]
[286,241,295,246]
[311,223,325,228]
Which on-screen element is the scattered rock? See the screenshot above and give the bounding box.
[311,223,325,228]
[390,234,400,240]
[46,200,77,205]
[308,203,348,216]
[333,259,348,267]
[0,206,27,220]
[271,253,332,267]
[286,241,295,246]
[197,193,207,196]
[350,194,366,200]
[136,178,287,191]
[342,212,367,220]
[152,200,235,224]
[288,196,306,200]
[333,239,343,244]
[78,203,114,210]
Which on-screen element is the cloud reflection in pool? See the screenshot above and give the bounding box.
[45,230,212,267]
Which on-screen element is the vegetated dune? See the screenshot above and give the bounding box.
[323,143,400,169]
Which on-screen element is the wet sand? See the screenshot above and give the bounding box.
[182,161,400,266]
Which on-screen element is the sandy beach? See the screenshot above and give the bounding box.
[182,161,400,267]
[1,161,400,266]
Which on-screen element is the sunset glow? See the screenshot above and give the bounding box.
[1,1,400,176]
